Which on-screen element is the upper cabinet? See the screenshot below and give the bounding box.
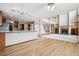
[69,10,78,35]
[59,13,68,26]
[69,10,77,27]
[59,13,69,34]
[0,11,6,26]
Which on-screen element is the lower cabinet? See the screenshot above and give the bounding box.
[71,28,78,35]
[0,32,5,50]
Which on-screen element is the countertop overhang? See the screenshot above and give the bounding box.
[0,30,37,33]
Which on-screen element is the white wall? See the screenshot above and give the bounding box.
[5,32,37,46]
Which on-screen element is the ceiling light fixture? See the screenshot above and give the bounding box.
[47,3,55,11]
[11,9,31,16]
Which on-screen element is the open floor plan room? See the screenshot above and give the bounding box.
[0,3,79,56]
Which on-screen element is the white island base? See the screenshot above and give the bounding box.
[5,31,38,46]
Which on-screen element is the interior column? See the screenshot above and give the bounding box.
[38,19,41,39]
[49,19,51,34]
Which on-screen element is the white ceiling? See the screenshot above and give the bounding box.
[0,3,79,21]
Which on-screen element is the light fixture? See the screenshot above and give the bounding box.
[11,9,31,16]
[47,3,55,11]
[42,18,49,22]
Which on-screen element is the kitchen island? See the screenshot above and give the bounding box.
[0,31,38,49]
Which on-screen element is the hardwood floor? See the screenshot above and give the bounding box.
[0,38,79,56]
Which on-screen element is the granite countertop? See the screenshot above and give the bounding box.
[0,30,37,33]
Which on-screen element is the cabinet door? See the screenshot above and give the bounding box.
[0,11,6,26]
[0,33,5,50]
[0,14,3,26]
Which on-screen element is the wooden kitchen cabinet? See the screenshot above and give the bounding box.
[71,28,78,35]
[0,32,5,50]
[0,11,6,26]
